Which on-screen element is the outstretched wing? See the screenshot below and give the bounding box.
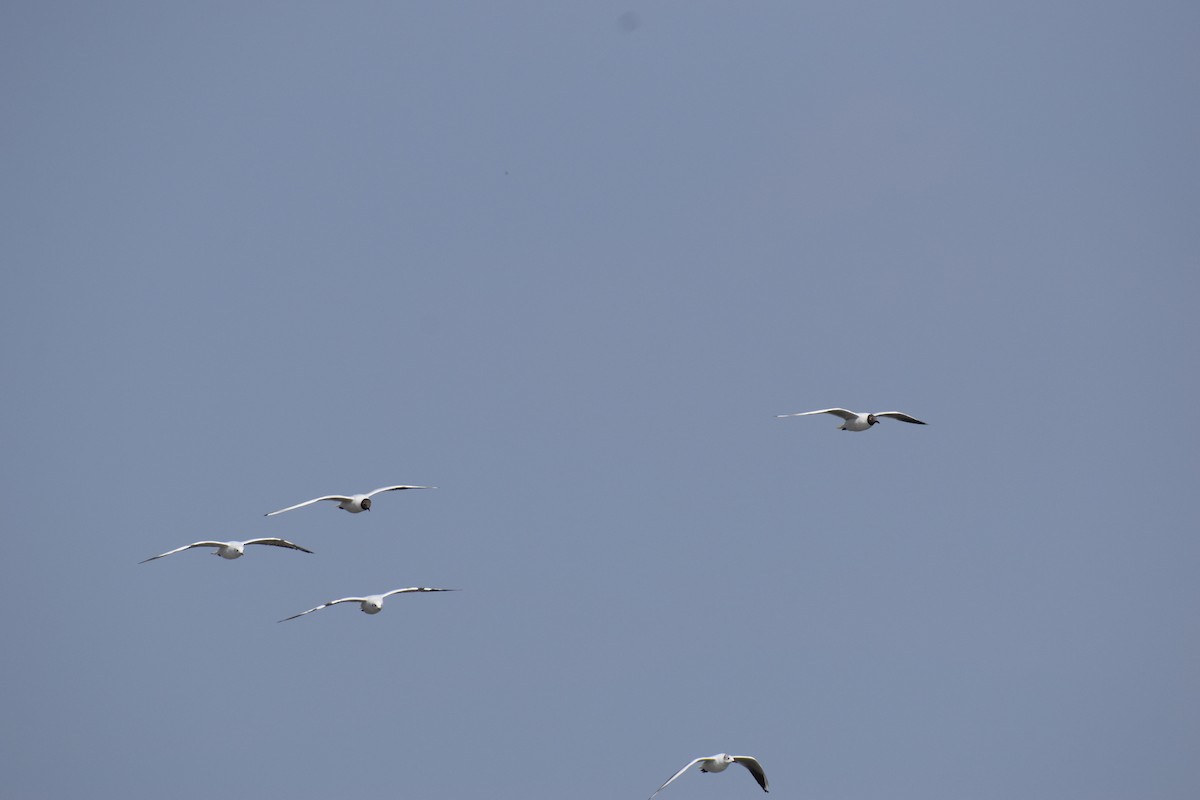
[139,541,225,564]
[278,597,363,622]
[874,411,927,425]
[732,756,769,792]
[240,542,312,554]
[381,587,458,599]
[364,485,436,498]
[264,495,352,517]
[649,758,708,800]
[776,408,857,421]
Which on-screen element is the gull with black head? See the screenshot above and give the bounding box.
[265,485,435,516]
[776,407,926,431]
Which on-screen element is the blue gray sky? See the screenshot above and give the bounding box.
[2,2,1198,798]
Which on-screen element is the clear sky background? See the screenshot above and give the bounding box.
[2,2,1198,798]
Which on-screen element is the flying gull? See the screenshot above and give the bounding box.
[279,587,457,622]
[140,538,313,563]
[776,407,926,431]
[265,485,435,516]
[649,753,769,799]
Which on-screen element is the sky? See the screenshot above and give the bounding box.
[2,2,1198,798]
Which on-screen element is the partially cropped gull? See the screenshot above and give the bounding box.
[265,485,435,516]
[776,407,926,431]
[279,587,457,622]
[140,538,313,563]
[649,753,769,799]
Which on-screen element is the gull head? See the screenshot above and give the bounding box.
[361,497,373,511]
[866,414,878,425]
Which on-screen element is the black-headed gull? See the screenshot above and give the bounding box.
[264,485,435,516]
[139,538,313,563]
[649,753,769,799]
[278,587,457,622]
[776,407,926,431]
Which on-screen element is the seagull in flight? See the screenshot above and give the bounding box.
[279,587,457,622]
[649,753,769,799]
[140,538,313,563]
[776,407,926,431]
[265,485,435,516]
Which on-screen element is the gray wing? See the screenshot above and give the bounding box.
[364,485,436,498]
[278,597,363,622]
[264,495,352,516]
[776,408,857,421]
[732,756,769,792]
[381,587,458,599]
[874,411,927,425]
[243,538,314,554]
[139,541,226,563]
[649,758,709,800]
